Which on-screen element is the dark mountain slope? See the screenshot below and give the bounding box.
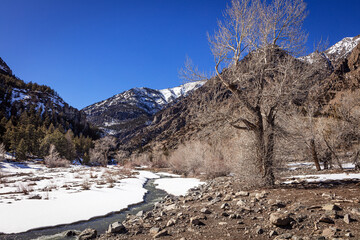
[0,57,99,158]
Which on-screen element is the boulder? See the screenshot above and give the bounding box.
[269,213,293,227]
[153,229,169,238]
[269,230,278,237]
[322,227,337,238]
[64,230,80,237]
[78,228,97,240]
[322,204,341,211]
[136,210,144,217]
[255,226,264,234]
[223,194,232,201]
[236,199,246,206]
[190,217,205,226]
[164,204,176,211]
[236,191,249,197]
[255,191,268,199]
[200,208,211,214]
[107,222,126,234]
[220,203,230,210]
[343,214,351,224]
[351,208,360,216]
[143,211,153,219]
[166,218,177,227]
[149,227,161,235]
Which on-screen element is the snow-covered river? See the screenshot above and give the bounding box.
[2,179,167,240]
[0,162,204,239]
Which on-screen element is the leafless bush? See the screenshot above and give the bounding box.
[116,167,133,177]
[43,181,58,192]
[151,152,169,168]
[105,175,115,188]
[89,170,97,179]
[17,183,32,195]
[114,150,129,166]
[128,153,152,168]
[44,145,69,168]
[81,178,91,190]
[168,140,231,178]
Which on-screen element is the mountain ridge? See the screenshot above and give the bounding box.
[82,81,205,136]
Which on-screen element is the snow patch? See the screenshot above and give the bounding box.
[154,177,205,196]
[284,172,360,184]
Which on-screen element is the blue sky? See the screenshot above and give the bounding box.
[0,0,359,109]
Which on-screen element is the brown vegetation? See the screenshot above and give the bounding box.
[44,145,69,168]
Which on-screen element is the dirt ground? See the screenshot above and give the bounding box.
[96,172,360,240]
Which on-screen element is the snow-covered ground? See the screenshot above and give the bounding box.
[0,161,203,234]
[284,172,360,184]
[286,161,355,171]
[154,177,205,196]
[284,161,360,184]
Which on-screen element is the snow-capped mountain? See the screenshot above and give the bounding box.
[300,35,360,68]
[325,35,360,62]
[82,81,205,136]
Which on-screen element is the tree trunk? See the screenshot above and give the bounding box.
[254,108,275,186]
[323,138,343,171]
[310,139,321,171]
[264,127,275,185]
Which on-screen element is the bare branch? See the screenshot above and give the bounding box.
[178,56,212,82]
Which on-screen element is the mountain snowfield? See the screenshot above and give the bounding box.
[300,35,360,65]
[326,35,360,59]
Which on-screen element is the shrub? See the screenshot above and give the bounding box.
[81,178,91,190]
[151,153,169,168]
[17,183,32,195]
[44,145,69,168]
[168,140,230,178]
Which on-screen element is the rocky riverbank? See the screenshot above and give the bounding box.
[73,175,360,240]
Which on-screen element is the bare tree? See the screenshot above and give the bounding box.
[322,89,360,170]
[208,0,309,185]
[179,56,211,82]
[89,136,117,166]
